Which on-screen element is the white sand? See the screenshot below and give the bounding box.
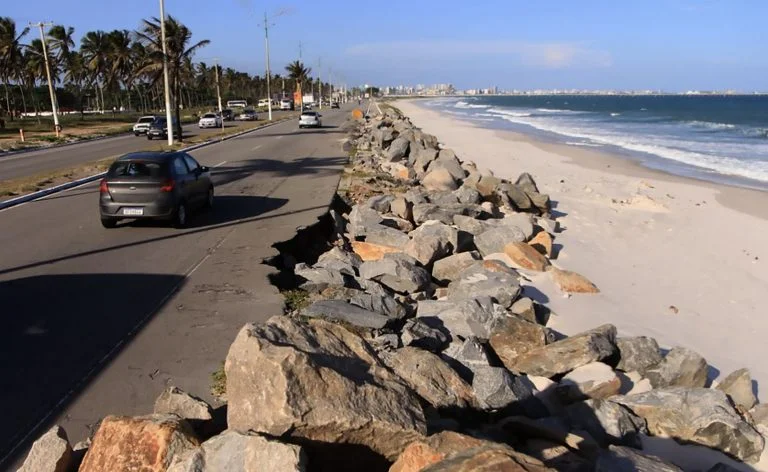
[398,100,768,469]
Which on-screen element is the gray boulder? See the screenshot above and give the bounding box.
[302,300,392,329]
[454,186,482,204]
[474,226,527,257]
[372,126,394,148]
[364,224,411,248]
[511,324,618,377]
[453,214,494,236]
[404,188,429,205]
[294,263,346,293]
[644,346,708,388]
[426,190,459,206]
[438,148,458,161]
[464,172,501,198]
[472,365,534,410]
[536,217,560,234]
[418,296,509,340]
[386,136,410,161]
[410,221,459,252]
[405,221,459,266]
[18,425,73,472]
[390,196,413,221]
[614,387,764,464]
[565,399,648,448]
[347,290,407,319]
[314,247,362,276]
[489,315,553,371]
[595,445,682,472]
[412,147,439,175]
[426,156,467,182]
[528,192,552,214]
[154,386,213,421]
[412,203,483,226]
[348,204,383,238]
[432,251,481,284]
[442,336,492,382]
[359,253,431,294]
[509,297,537,324]
[447,262,522,308]
[497,183,533,211]
[366,194,394,213]
[422,168,458,192]
[615,336,663,374]
[500,212,535,240]
[401,318,449,351]
[515,173,540,194]
[716,368,757,410]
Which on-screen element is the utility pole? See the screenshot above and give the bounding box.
[214,58,223,131]
[31,22,60,137]
[159,0,174,145]
[318,57,322,110]
[263,11,273,121]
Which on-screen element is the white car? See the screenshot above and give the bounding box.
[132,115,156,136]
[299,111,322,129]
[279,99,294,111]
[198,113,222,128]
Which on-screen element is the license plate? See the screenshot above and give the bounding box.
[123,208,144,216]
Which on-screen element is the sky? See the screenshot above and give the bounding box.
[5,0,768,91]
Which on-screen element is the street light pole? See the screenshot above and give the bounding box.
[214,59,223,131]
[263,11,273,121]
[318,57,322,111]
[31,22,60,137]
[159,0,174,146]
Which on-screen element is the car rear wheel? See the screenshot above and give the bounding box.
[101,217,118,229]
[173,202,188,228]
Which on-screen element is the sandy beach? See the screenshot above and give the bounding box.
[397,99,768,397]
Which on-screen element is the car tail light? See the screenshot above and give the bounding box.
[160,179,175,192]
[99,179,109,193]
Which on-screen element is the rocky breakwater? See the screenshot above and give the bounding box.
[18,103,767,471]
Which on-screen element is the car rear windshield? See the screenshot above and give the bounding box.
[202,113,216,118]
[138,117,154,123]
[108,160,168,178]
[302,112,317,116]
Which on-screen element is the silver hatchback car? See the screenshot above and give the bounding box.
[299,111,322,128]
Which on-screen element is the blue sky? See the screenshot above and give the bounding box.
[6,0,768,91]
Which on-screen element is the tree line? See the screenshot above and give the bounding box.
[0,15,339,128]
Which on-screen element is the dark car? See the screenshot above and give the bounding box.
[331,102,340,109]
[221,109,234,121]
[146,117,181,140]
[99,151,213,228]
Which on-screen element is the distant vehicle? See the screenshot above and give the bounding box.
[99,151,213,228]
[226,100,247,108]
[302,94,314,106]
[198,113,222,128]
[257,98,271,108]
[238,109,258,121]
[146,117,180,140]
[280,99,294,111]
[132,115,156,136]
[331,101,340,109]
[299,111,322,129]
[220,109,234,121]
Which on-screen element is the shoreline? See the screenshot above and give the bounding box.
[396,99,768,395]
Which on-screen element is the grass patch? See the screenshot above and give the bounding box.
[0,155,118,198]
[282,289,311,312]
[211,363,227,398]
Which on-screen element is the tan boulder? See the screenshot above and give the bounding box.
[351,241,402,261]
[419,445,552,471]
[225,317,426,462]
[528,232,553,257]
[18,425,73,472]
[78,414,199,472]
[558,362,622,401]
[422,168,458,192]
[716,368,757,410]
[154,386,213,421]
[549,267,599,294]
[489,315,551,370]
[504,242,550,272]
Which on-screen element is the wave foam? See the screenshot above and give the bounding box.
[455,101,490,109]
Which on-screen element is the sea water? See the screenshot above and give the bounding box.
[422,95,768,190]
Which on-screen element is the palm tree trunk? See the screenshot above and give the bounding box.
[173,74,182,142]
[18,83,27,116]
[3,79,12,121]
[99,84,105,113]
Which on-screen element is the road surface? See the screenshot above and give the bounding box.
[0,104,353,467]
[0,109,295,182]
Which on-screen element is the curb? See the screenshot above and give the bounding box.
[0,115,296,212]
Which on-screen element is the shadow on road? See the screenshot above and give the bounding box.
[213,156,348,186]
[0,273,186,466]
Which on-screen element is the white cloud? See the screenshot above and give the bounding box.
[344,40,612,69]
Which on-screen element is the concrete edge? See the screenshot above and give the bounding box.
[0,116,297,212]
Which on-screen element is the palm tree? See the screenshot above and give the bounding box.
[80,30,110,111]
[47,25,75,65]
[285,60,311,107]
[137,15,209,141]
[64,51,88,117]
[106,29,133,110]
[0,17,30,119]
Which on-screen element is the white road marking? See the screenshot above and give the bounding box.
[275,135,284,140]
[213,161,227,167]
[251,144,262,151]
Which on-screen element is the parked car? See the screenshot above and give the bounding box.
[280,99,294,111]
[331,102,340,109]
[146,117,180,140]
[198,112,222,128]
[299,111,322,129]
[237,109,258,121]
[221,109,234,121]
[133,115,156,136]
[99,151,213,228]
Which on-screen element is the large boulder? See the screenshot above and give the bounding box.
[447,262,522,308]
[432,251,481,284]
[497,183,533,211]
[401,318,449,351]
[417,296,509,340]
[615,336,663,374]
[614,387,764,463]
[372,126,394,148]
[716,368,757,410]
[413,147,440,176]
[504,242,550,272]
[489,315,552,370]
[472,365,534,410]
[510,325,618,377]
[359,253,431,294]
[558,362,622,402]
[595,445,682,472]
[501,213,536,240]
[17,425,73,472]
[528,232,553,257]
[301,300,392,329]
[79,414,199,472]
[294,263,346,293]
[454,186,482,205]
[405,221,458,266]
[381,347,478,410]
[549,268,599,294]
[346,289,407,319]
[314,247,363,276]
[453,214,494,236]
[565,399,648,448]
[350,241,401,261]
[413,203,484,226]
[644,346,708,388]
[422,168,458,192]
[442,337,492,382]
[515,173,540,194]
[225,317,426,462]
[391,196,414,221]
[364,224,411,248]
[464,173,501,198]
[348,204,383,238]
[426,156,467,182]
[474,227,527,257]
[154,386,213,421]
[419,443,554,471]
[387,136,410,161]
[366,194,394,213]
[167,431,306,472]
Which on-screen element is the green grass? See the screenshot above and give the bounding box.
[282,289,311,312]
[211,363,227,398]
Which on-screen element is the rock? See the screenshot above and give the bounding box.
[501,212,535,239]
[302,300,392,329]
[504,242,550,271]
[366,194,394,213]
[716,368,757,410]
[536,217,560,234]
[474,227,526,257]
[615,336,663,375]
[438,148,457,161]
[454,186,481,204]
[489,315,552,371]
[412,203,483,226]
[442,337,491,382]
[405,221,459,266]
[154,386,213,421]
[447,262,521,308]
[565,399,648,448]
[360,253,431,294]
[498,416,600,461]
[370,332,401,351]
[17,425,73,472]
[615,387,764,463]
[558,362,622,402]
[523,438,591,471]
[515,173,540,194]
[465,173,501,198]
[294,263,346,293]
[347,290,407,319]
[510,297,537,324]
[528,232,553,257]
[315,247,363,276]
[549,268,600,294]
[381,347,478,410]
[413,148,440,175]
[404,188,429,205]
[412,221,459,250]
[391,196,414,221]
[427,157,467,182]
[426,190,459,206]
[419,445,552,471]
[644,346,708,388]
[373,126,394,147]
[225,317,427,461]
[422,168,458,192]
[432,251,481,284]
[750,403,768,436]
[419,296,509,340]
[348,204,383,238]
[401,318,449,351]
[167,430,307,472]
[498,183,533,211]
[472,365,534,410]
[387,136,410,161]
[595,445,683,472]
[79,414,199,472]
[384,215,416,233]
[365,224,411,248]
[453,214,493,236]
[528,192,551,214]
[350,241,401,261]
[511,324,617,377]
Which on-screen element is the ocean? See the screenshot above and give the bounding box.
[421,95,768,190]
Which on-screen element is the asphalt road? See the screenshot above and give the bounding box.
[0,109,296,182]
[0,103,353,467]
